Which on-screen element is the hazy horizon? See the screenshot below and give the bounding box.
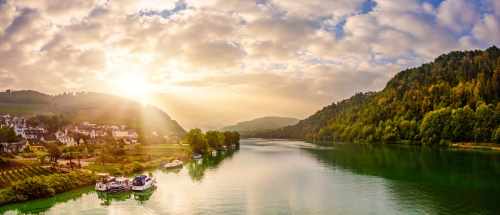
[1,0,499,130]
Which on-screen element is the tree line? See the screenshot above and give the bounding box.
[255,46,500,145]
[187,128,240,154]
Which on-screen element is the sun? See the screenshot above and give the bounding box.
[110,73,151,95]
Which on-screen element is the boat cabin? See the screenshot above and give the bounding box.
[133,175,151,186]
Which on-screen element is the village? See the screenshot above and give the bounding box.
[0,114,180,158]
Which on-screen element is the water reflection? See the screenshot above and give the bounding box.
[97,191,133,206]
[303,141,500,188]
[133,186,157,203]
[0,186,95,215]
[300,141,500,214]
[187,148,239,181]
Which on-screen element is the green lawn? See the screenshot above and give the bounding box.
[142,144,188,149]
[83,163,119,174]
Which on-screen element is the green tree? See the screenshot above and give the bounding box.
[187,128,208,154]
[205,130,219,149]
[420,108,453,145]
[87,144,95,154]
[474,104,496,142]
[451,106,475,142]
[47,143,61,162]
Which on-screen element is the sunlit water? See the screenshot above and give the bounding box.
[2,139,500,214]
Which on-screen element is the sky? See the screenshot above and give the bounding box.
[0,0,499,130]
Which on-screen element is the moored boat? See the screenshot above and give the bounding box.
[193,153,202,159]
[109,177,132,194]
[164,159,183,169]
[132,175,156,191]
[221,146,227,151]
[211,150,217,156]
[95,173,116,192]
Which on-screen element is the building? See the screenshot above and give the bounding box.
[58,136,76,147]
[26,138,45,152]
[124,136,137,144]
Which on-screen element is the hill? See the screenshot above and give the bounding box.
[220,116,300,135]
[0,91,185,135]
[256,46,500,145]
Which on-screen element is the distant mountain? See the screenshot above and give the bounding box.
[220,116,300,135]
[0,91,186,135]
[255,46,500,145]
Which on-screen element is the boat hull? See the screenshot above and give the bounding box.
[132,177,156,192]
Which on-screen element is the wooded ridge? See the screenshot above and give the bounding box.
[255,46,500,145]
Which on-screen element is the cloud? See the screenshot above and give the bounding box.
[0,0,498,129]
[472,14,500,45]
[436,0,479,32]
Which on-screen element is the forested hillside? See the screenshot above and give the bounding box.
[256,46,500,145]
[0,91,185,135]
[220,116,300,135]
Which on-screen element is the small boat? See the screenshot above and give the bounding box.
[164,159,183,169]
[109,177,132,194]
[211,150,217,156]
[95,173,116,192]
[193,153,202,159]
[220,146,227,151]
[132,175,156,191]
[231,144,236,149]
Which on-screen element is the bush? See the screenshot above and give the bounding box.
[121,161,145,175]
[493,127,500,144]
[114,148,125,155]
[135,143,142,149]
[439,139,453,146]
[0,171,99,206]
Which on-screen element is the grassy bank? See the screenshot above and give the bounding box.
[0,171,99,206]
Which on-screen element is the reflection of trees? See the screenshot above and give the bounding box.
[0,186,95,214]
[97,190,133,206]
[187,148,239,181]
[304,142,500,188]
[302,142,500,214]
[133,186,157,204]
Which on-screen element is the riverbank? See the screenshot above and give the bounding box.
[452,142,500,151]
[350,139,500,152]
[0,156,175,207]
[0,171,98,206]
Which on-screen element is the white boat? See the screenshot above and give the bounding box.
[164,160,183,169]
[109,177,132,194]
[211,150,217,156]
[132,175,156,191]
[95,173,116,192]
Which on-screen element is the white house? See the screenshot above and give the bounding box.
[124,136,137,144]
[55,130,65,138]
[59,136,76,147]
[112,130,129,138]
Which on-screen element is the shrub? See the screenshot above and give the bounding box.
[0,171,99,206]
[493,127,500,144]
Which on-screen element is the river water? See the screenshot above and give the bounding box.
[1,139,500,214]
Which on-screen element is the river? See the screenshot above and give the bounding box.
[1,139,500,214]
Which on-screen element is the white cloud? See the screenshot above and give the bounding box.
[0,0,498,129]
[436,0,479,32]
[472,14,500,45]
